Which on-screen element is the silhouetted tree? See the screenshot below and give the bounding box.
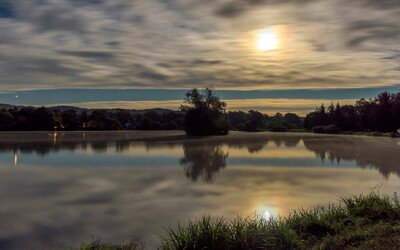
[304,91,400,133]
[229,110,301,132]
[88,110,122,130]
[375,92,393,132]
[228,111,246,130]
[162,111,184,130]
[333,103,345,129]
[0,109,14,130]
[61,110,80,130]
[181,87,229,135]
[245,110,266,131]
[15,107,34,130]
[31,107,58,130]
[284,113,302,129]
[266,113,288,132]
[115,110,133,129]
[327,102,335,124]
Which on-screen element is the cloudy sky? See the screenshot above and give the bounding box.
[0,0,399,114]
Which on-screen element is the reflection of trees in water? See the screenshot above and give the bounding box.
[228,136,301,153]
[270,137,301,148]
[246,143,265,153]
[116,141,130,152]
[180,143,228,182]
[90,142,108,153]
[0,142,81,156]
[303,137,400,178]
[2,132,399,180]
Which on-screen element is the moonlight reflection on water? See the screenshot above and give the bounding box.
[0,131,399,249]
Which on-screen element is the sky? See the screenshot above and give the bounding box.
[0,0,399,115]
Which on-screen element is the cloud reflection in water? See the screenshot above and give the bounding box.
[0,132,399,249]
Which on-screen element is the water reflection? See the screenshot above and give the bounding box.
[0,132,399,249]
[0,132,400,180]
[180,143,228,182]
[302,136,400,178]
[91,141,108,153]
[13,151,17,166]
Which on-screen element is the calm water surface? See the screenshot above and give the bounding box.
[0,131,400,249]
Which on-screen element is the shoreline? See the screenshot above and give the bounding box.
[80,191,400,250]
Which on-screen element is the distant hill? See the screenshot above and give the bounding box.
[0,103,176,114]
[0,103,23,110]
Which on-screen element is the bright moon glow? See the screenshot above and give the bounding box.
[257,30,278,51]
[264,211,271,221]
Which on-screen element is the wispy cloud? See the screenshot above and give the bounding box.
[0,0,398,92]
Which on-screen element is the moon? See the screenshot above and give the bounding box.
[257,30,279,51]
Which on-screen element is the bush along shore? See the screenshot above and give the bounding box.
[79,191,400,250]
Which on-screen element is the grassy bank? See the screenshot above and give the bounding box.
[339,131,398,138]
[80,191,400,249]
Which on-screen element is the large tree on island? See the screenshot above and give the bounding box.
[180,87,229,136]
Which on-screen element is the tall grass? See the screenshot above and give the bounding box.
[79,191,400,249]
[79,239,139,250]
[159,191,400,249]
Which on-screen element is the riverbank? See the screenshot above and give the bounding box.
[80,191,400,249]
[286,129,399,138]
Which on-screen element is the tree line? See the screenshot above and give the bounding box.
[181,87,303,135]
[0,106,185,131]
[304,92,400,133]
[2,89,398,134]
[228,110,303,132]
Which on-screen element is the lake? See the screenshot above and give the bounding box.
[0,131,399,249]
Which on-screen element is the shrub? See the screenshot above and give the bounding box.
[312,124,340,134]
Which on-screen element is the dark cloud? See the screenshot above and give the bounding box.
[58,50,115,60]
[68,0,104,6]
[360,0,400,9]
[0,0,398,91]
[16,58,79,76]
[59,193,114,205]
[345,20,400,48]
[193,59,223,65]
[105,41,120,48]
[215,1,246,18]
[13,1,88,33]
[214,0,317,18]
[138,71,168,81]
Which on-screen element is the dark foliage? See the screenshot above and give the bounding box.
[31,107,60,130]
[0,109,14,130]
[228,111,302,132]
[304,92,400,133]
[0,106,185,131]
[312,124,341,134]
[61,110,80,130]
[181,87,229,135]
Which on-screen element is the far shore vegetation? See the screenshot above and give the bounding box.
[1,89,400,136]
[79,190,400,250]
